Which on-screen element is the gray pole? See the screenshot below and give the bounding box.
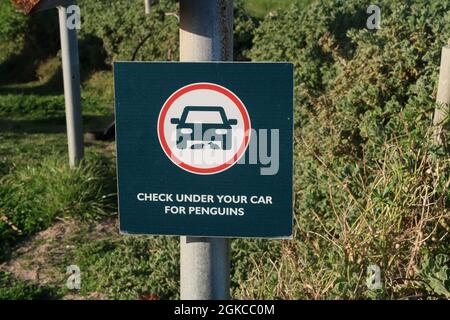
[434,41,450,144]
[58,2,84,167]
[179,0,233,300]
[144,0,151,14]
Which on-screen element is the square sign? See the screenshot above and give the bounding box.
[114,62,293,238]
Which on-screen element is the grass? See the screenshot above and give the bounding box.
[0,131,117,261]
[0,48,113,120]
[0,271,61,300]
[65,237,179,299]
[0,93,113,120]
[0,41,119,296]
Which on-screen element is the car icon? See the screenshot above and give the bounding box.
[170,106,237,150]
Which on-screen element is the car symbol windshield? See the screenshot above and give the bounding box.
[185,110,224,124]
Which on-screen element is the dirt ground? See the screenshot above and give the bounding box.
[0,216,119,299]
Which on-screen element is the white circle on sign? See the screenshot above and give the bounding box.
[157,83,251,175]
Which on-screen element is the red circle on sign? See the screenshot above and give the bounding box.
[157,83,251,174]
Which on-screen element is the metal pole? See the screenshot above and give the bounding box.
[434,41,450,144]
[179,0,233,300]
[58,2,84,167]
[144,0,151,14]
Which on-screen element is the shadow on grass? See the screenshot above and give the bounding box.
[0,34,108,96]
[0,64,64,96]
[0,115,114,134]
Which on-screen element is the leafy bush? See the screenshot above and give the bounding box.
[248,0,450,299]
[78,0,257,63]
[78,0,179,63]
[0,0,59,58]
[0,0,27,53]
[234,0,259,61]
[1,0,258,74]
[417,252,450,298]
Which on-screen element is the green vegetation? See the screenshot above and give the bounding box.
[0,0,27,61]
[249,0,450,299]
[0,0,448,300]
[0,272,60,300]
[244,0,310,18]
[67,237,179,299]
[0,137,116,260]
[78,0,179,62]
[0,94,112,119]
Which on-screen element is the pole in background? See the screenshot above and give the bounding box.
[179,0,233,300]
[144,0,151,14]
[58,2,84,167]
[434,40,450,144]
